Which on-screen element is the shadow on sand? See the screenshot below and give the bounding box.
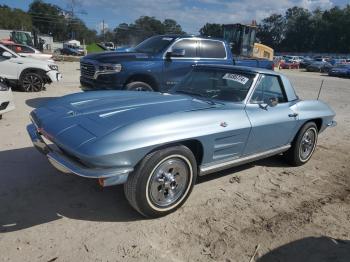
[0,145,292,232]
[257,236,350,262]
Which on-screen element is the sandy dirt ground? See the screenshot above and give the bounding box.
[0,63,349,262]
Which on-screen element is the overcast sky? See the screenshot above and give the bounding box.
[2,0,348,33]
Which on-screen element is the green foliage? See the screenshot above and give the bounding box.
[114,16,185,46]
[257,5,350,53]
[28,0,97,43]
[86,43,104,54]
[199,23,223,38]
[0,5,32,31]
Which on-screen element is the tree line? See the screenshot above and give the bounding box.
[0,0,185,45]
[1,0,349,53]
[199,5,350,53]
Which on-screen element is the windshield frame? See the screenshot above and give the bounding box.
[0,44,19,58]
[133,35,176,54]
[170,67,259,104]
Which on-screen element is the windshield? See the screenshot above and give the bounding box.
[134,36,176,54]
[172,68,256,102]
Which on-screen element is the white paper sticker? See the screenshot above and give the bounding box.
[223,73,249,85]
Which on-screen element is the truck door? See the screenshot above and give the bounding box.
[162,39,199,91]
[243,74,298,155]
[0,46,18,80]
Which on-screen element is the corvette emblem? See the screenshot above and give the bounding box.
[220,122,228,127]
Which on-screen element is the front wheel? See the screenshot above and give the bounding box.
[125,81,154,91]
[285,122,318,166]
[20,72,44,92]
[124,145,197,217]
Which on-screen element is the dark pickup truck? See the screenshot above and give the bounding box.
[80,35,274,92]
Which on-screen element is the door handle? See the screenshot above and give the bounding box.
[288,113,298,117]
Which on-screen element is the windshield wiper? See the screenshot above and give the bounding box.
[175,90,215,105]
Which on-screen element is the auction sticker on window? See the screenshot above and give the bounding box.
[223,73,249,84]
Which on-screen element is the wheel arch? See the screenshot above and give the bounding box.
[292,118,322,143]
[146,139,204,166]
[19,68,50,83]
[124,73,160,91]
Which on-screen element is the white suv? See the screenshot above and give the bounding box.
[0,44,61,92]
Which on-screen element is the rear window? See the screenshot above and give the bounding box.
[199,40,226,59]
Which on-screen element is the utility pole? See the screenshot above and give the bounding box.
[102,20,105,43]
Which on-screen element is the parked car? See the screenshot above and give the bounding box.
[80,35,274,91]
[27,65,336,217]
[299,58,315,69]
[59,46,84,56]
[284,56,302,63]
[306,61,333,73]
[329,58,347,66]
[0,77,15,119]
[278,59,299,69]
[328,64,350,77]
[0,44,61,92]
[1,42,53,61]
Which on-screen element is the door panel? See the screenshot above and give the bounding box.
[162,39,198,91]
[243,74,298,155]
[0,48,18,80]
[244,102,298,155]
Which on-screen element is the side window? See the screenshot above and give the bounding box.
[199,40,226,58]
[250,75,287,104]
[171,39,197,57]
[19,46,34,53]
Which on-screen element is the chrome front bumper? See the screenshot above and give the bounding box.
[27,124,133,186]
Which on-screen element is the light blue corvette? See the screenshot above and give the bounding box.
[27,65,336,217]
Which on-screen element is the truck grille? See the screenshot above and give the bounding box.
[80,62,96,79]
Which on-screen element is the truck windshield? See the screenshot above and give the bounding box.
[134,36,175,54]
[172,68,256,102]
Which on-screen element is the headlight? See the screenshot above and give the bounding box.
[98,64,122,73]
[49,64,59,71]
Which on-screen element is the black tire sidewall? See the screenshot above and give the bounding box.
[20,72,44,92]
[134,146,197,217]
[289,122,318,166]
[125,81,154,91]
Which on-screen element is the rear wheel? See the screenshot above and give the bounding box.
[124,145,197,217]
[125,81,154,91]
[20,72,44,92]
[285,122,318,166]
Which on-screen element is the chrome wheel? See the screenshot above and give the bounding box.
[148,157,190,208]
[22,74,43,92]
[299,127,317,161]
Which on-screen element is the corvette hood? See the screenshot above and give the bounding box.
[31,91,221,149]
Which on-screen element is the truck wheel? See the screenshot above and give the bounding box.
[125,81,154,91]
[285,122,318,166]
[20,72,44,92]
[124,145,197,217]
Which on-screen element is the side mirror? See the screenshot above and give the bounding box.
[166,49,185,58]
[2,51,13,59]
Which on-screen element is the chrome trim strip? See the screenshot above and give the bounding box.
[27,124,133,183]
[47,152,133,179]
[199,144,291,176]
